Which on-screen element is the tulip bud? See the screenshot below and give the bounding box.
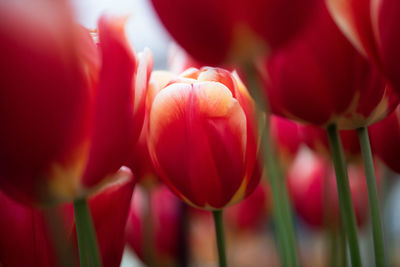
[262,1,399,129]
[126,185,181,266]
[287,148,375,229]
[150,0,317,66]
[0,167,135,267]
[148,67,260,209]
[0,1,152,204]
[270,116,302,169]
[225,182,270,231]
[369,105,400,174]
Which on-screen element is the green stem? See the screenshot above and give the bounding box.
[326,124,361,267]
[73,198,102,267]
[243,62,298,267]
[339,221,348,267]
[143,189,155,267]
[328,225,347,267]
[357,126,386,266]
[212,210,227,267]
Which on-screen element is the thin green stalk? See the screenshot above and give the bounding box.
[244,62,298,267]
[357,126,386,266]
[44,208,77,267]
[143,189,155,267]
[73,197,102,267]
[326,124,361,267]
[212,210,227,267]
[339,221,348,267]
[328,226,347,267]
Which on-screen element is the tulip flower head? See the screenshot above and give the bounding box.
[287,148,374,229]
[126,185,181,266]
[225,182,270,231]
[327,0,400,94]
[0,0,152,204]
[263,1,399,130]
[151,0,317,66]
[270,115,302,169]
[370,105,400,174]
[148,67,260,210]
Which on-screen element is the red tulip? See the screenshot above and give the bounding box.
[0,0,152,204]
[0,167,135,267]
[327,0,400,93]
[225,182,270,231]
[270,116,302,169]
[148,67,260,209]
[299,124,361,162]
[150,0,317,66]
[287,149,375,229]
[369,105,400,174]
[262,1,399,129]
[126,185,181,266]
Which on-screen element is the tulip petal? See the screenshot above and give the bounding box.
[82,16,137,188]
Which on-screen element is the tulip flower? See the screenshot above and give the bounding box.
[287,149,372,228]
[370,105,400,174]
[300,125,361,163]
[0,167,135,267]
[225,183,270,231]
[150,0,317,66]
[326,0,400,94]
[263,1,398,130]
[126,185,182,266]
[148,67,260,210]
[147,66,260,266]
[0,0,152,205]
[270,116,302,169]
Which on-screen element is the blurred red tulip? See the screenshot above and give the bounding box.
[150,0,317,66]
[300,125,361,163]
[148,67,260,209]
[225,182,270,231]
[370,105,400,174]
[0,167,135,267]
[327,0,400,94]
[270,115,302,169]
[0,0,152,204]
[262,1,399,129]
[126,185,181,266]
[287,149,375,229]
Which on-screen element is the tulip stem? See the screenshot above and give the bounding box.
[357,126,386,266]
[212,210,227,267]
[243,62,298,267]
[326,124,361,267]
[73,197,102,267]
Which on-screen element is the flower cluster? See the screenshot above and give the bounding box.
[1,0,400,266]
